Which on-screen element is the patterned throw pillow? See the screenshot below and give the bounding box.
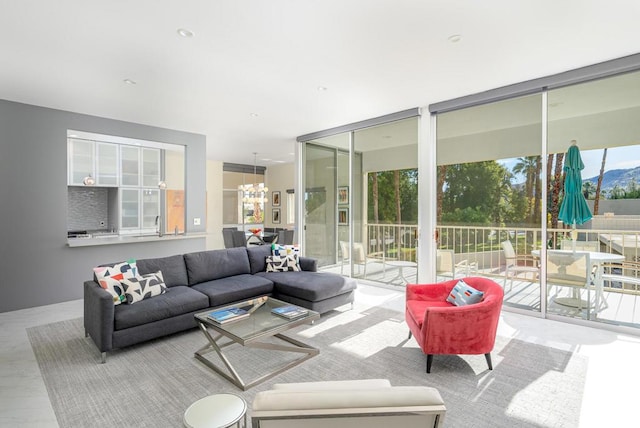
[93,260,138,305]
[266,255,301,272]
[271,244,299,258]
[446,279,484,306]
[119,271,167,304]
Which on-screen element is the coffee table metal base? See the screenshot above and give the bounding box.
[195,322,319,391]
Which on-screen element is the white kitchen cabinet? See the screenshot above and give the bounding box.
[142,148,161,187]
[68,139,94,185]
[120,189,140,230]
[119,189,160,234]
[120,145,140,187]
[95,142,119,186]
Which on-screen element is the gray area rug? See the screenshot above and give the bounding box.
[28,306,587,428]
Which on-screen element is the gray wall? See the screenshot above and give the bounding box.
[0,99,207,312]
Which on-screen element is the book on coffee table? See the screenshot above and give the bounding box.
[271,305,309,320]
[207,307,249,324]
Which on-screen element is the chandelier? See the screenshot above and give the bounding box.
[241,153,268,204]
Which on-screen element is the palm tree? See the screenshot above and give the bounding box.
[594,148,607,215]
[513,156,538,222]
[583,181,596,199]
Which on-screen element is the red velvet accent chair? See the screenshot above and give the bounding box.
[405,277,504,373]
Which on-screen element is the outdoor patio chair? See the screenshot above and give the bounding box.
[547,251,592,318]
[501,240,539,292]
[339,241,385,278]
[436,249,476,280]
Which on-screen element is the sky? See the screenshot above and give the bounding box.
[501,145,640,183]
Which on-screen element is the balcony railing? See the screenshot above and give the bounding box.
[366,223,418,262]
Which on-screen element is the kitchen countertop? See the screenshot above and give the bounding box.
[67,233,207,247]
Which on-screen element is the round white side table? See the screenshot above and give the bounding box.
[183,393,247,428]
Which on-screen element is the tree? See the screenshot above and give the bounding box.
[594,148,607,215]
[550,152,565,228]
[441,161,510,225]
[513,156,538,221]
[582,181,596,199]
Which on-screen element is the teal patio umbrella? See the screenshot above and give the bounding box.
[558,141,593,250]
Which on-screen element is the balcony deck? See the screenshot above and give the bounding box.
[323,232,640,330]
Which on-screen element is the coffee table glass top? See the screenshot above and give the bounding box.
[195,296,319,344]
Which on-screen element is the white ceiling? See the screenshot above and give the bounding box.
[1,0,639,167]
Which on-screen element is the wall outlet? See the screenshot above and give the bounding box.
[193,217,201,226]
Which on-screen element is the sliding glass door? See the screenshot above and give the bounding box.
[300,113,419,286]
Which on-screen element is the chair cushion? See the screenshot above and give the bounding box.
[191,274,274,307]
[406,299,452,329]
[114,286,209,330]
[446,279,484,306]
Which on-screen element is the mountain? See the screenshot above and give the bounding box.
[583,166,640,193]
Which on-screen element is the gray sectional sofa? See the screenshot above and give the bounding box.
[84,244,357,362]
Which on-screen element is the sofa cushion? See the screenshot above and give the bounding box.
[114,285,209,330]
[136,255,188,287]
[184,248,251,285]
[446,279,484,306]
[266,254,300,272]
[256,271,357,302]
[93,260,138,305]
[271,244,299,257]
[191,274,274,307]
[247,244,272,274]
[120,271,167,304]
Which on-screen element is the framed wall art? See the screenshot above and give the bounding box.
[272,191,281,207]
[338,208,348,225]
[338,186,349,204]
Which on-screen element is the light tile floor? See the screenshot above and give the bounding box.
[1,283,639,427]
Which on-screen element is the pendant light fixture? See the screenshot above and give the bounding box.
[241,153,268,204]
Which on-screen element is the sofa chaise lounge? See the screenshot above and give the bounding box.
[84,244,357,362]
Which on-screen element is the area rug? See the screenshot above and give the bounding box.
[28,306,587,428]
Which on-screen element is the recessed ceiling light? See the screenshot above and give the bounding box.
[177,28,194,38]
[123,79,137,85]
[250,113,259,117]
[448,34,462,43]
[317,86,328,91]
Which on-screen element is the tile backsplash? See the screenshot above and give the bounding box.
[67,187,109,231]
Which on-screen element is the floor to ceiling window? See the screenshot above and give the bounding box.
[299,112,419,286]
[436,94,543,314]
[432,66,640,331]
[546,70,640,327]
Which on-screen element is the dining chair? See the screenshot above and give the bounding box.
[501,240,539,292]
[547,250,591,318]
[277,229,294,245]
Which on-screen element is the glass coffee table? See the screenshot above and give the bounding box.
[194,296,320,390]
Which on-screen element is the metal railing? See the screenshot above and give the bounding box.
[366,223,418,262]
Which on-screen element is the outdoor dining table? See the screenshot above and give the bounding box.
[532,249,625,317]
